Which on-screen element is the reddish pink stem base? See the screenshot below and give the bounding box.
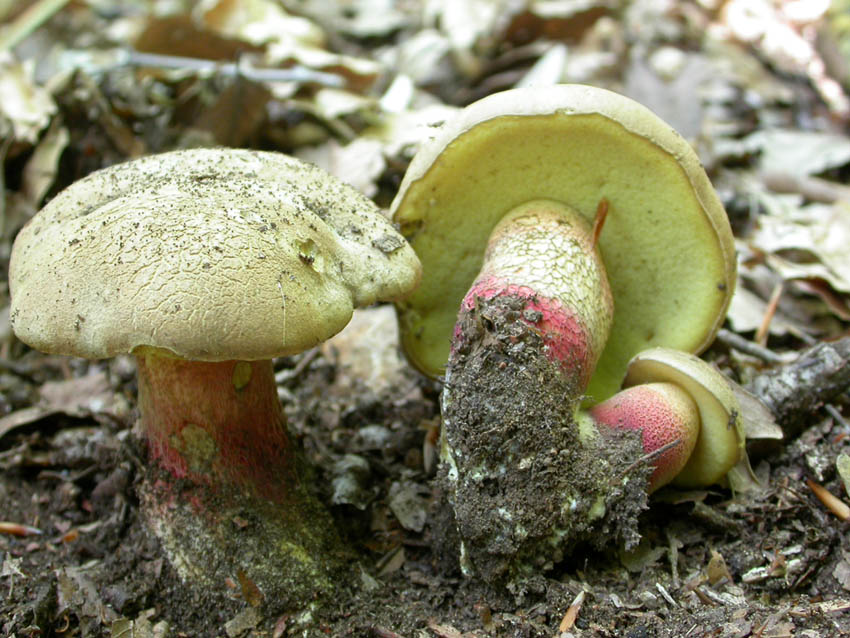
[457,278,595,387]
[132,349,342,607]
[136,352,295,504]
[587,383,699,491]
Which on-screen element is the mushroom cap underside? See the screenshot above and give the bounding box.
[391,84,736,402]
[10,148,421,361]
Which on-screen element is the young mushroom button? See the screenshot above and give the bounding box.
[581,347,746,492]
[391,85,737,583]
[8,148,421,609]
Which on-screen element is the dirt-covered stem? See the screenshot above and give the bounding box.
[134,346,342,607]
[439,200,651,582]
[450,200,613,391]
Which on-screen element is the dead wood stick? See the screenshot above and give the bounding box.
[747,337,850,439]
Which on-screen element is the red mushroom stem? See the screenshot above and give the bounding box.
[133,346,339,601]
[440,200,645,582]
[449,199,613,391]
[135,347,296,504]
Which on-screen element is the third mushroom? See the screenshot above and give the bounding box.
[392,85,742,582]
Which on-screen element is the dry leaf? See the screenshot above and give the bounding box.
[707,549,733,585]
[0,53,56,144]
[284,0,412,37]
[746,128,850,178]
[21,118,67,207]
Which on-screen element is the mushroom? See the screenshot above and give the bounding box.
[9,148,421,606]
[391,85,736,580]
[393,84,735,400]
[582,348,745,492]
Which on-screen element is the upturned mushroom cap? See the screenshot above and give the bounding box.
[622,347,745,488]
[10,148,421,361]
[392,84,736,401]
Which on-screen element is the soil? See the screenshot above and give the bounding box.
[2,2,850,637]
[2,331,850,637]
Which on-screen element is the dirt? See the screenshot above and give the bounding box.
[2,334,850,638]
[2,3,850,636]
[439,293,649,585]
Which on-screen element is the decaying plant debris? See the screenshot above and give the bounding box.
[2,1,850,636]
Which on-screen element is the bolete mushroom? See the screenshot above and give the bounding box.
[582,347,745,492]
[391,85,736,581]
[9,148,421,606]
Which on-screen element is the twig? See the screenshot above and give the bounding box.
[825,404,850,430]
[748,337,850,439]
[275,347,321,385]
[0,521,42,536]
[755,282,783,347]
[806,478,850,520]
[614,438,680,484]
[761,170,850,204]
[0,0,71,51]
[60,48,345,88]
[716,329,785,364]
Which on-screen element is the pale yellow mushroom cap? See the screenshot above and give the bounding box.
[623,347,745,488]
[10,148,421,361]
[392,84,736,401]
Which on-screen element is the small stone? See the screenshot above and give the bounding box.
[353,424,393,451]
[331,454,374,509]
[388,481,427,532]
[837,453,850,498]
[224,607,261,637]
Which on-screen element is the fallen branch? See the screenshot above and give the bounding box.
[747,337,850,439]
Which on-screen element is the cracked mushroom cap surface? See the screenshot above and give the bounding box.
[10,148,421,361]
[623,347,745,488]
[392,84,736,402]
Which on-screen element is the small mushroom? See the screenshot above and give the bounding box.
[624,347,745,488]
[9,148,421,606]
[391,85,736,580]
[584,347,745,491]
[579,382,700,492]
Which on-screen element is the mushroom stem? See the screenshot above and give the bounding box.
[451,199,613,391]
[135,347,294,502]
[440,201,646,582]
[134,346,340,604]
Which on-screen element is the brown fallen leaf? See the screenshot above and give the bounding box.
[237,569,265,607]
[427,619,463,638]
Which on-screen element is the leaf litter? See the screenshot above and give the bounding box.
[1,0,850,636]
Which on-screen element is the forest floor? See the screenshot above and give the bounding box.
[2,1,850,636]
